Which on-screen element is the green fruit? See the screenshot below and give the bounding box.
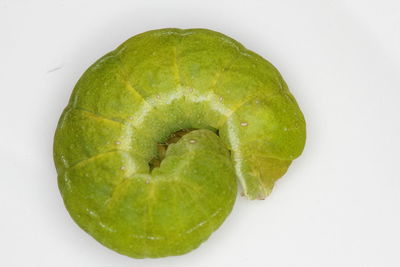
[54,28,306,258]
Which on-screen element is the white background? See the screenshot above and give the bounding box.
[1,0,400,266]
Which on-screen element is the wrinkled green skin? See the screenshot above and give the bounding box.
[54,28,306,258]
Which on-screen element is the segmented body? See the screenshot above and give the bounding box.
[54,28,306,258]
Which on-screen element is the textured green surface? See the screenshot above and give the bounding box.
[54,28,306,258]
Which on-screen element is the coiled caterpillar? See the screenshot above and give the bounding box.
[54,28,306,258]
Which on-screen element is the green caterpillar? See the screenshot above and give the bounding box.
[54,28,306,258]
